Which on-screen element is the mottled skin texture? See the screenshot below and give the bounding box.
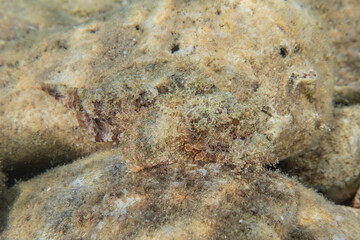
[302,0,359,86]
[300,0,360,106]
[42,65,274,171]
[283,0,360,204]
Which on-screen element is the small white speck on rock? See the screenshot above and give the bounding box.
[199,168,207,176]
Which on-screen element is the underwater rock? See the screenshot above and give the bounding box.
[354,186,360,208]
[0,0,334,174]
[281,105,360,203]
[0,0,359,239]
[334,83,360,105]
[1,151,359,239]
[0,0,123,45]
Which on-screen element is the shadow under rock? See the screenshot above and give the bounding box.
[3,156,77,188]
[0,186,19,232]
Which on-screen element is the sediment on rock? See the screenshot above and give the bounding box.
[334,84,360,105]
[280,105,360,203]
[0,0,124,46]
[1,151,359,239]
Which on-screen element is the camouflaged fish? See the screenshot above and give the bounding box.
[42,67,275,171]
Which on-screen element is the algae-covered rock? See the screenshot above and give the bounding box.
[0,1,359,239]
[1,151,359,239]
[0,0,123,45]
[281,105,360,203]
[334,84,360,105]
[0,0,334,174]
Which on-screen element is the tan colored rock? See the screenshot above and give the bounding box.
[296,187,360,240]
[354,186,360,208]
[0,0,123,44]
[281,105,360,203]
[0,0,125,178]
[1,151,359,239]
[0,0,334,174]
[334,83,360,105]
[1,1,359,239]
